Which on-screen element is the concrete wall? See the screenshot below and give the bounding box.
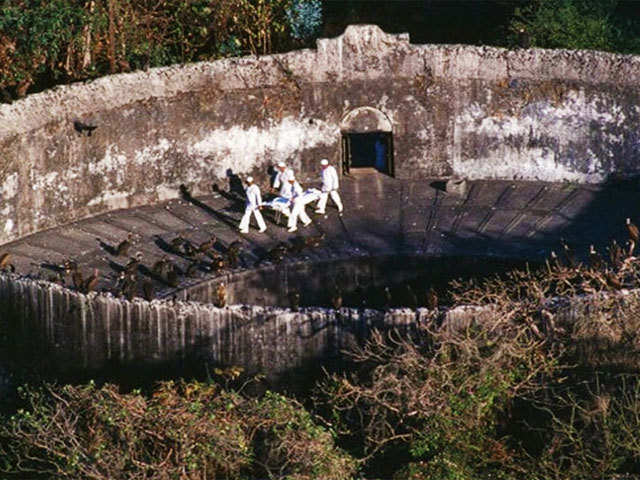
[2,272,638,383]
[2,25,640,244]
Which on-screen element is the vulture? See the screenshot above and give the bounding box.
[215,283,227,307]
[83,268,99,293]
[627,217,639,243]
[115,232,134,257]
[426,286,438,311]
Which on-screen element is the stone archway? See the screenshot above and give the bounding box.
[340,106,393,133]
[340,107,394,176]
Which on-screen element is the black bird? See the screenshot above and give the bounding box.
[142,280,155,301]
[72,269,84,291]
[124,252,143,275]
[589,245,604,271]
[561,239,577,268]
[289,289,301,312]
[170,236,186,254]
[426,286,438,311]
[331,288,343,310]
[517,27,531,49]
[382,286,393,309]
[166,265,179,288]
[185,261,199,277]
[83,268,99,293]
[152,255,169,277]
[608,239,623,269]
[198,235,217,254]
[115,232,134,257]
[179,184,192,199]
[404,284,418,309]
[73,120,98,137]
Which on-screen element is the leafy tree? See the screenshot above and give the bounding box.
[286,0,322,43]
[509,0,640,53]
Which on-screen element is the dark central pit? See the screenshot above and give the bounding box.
[182,254,538,309]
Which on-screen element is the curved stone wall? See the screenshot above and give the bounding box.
[2,24,640,245]
[2,273,637,382]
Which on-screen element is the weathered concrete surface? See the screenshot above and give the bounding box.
[2,172,639,297]
[1,172,640,379]
[2,25,640,245]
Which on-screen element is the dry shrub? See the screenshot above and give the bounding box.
[0,380,356,479]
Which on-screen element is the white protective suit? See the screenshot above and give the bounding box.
[316,165,343,213]
[283,181,312,231]
[239,183,266,233]
[273,167,294,196]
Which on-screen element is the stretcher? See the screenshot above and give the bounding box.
[262,188,322,212]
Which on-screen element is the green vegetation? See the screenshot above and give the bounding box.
[508,0,640,53]
[0,380,356,479]
[2,1,640,101]
[4,254,640,478]
[0,0,319,99]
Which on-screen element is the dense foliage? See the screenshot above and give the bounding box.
[0,0,312,99]
[315,243,640,479]
[1,1,639,100]
[508,0,640,53]
[5,249,640,478]
[0,380,356,479]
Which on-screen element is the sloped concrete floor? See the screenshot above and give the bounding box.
[2,170,639,299]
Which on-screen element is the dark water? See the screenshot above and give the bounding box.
[226,254,541,309]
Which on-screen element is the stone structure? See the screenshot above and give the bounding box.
[2,25,640,245]
[2,25,640,383]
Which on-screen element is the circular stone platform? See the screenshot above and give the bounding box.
[1,171,637,300]
[0,170,638,382]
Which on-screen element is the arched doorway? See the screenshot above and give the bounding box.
[340,107,394,176]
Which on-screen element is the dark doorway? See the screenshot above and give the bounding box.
[342,132,394,176]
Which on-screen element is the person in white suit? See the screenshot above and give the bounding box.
[315,159,343,215]
[272,161,294,197]
[283,176,312,232]
[239,177,267,234]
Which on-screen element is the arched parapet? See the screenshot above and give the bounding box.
[340,107,393,133]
